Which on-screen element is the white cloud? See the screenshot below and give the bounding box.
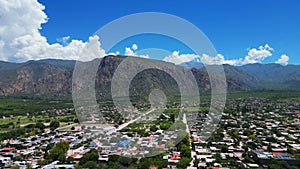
[163,51,240,65]
[163,51,200,65]
[124,44,149,59]
[79,35,106,61]
[138,54,150,59]
[125,47,135,56]
[242,44,273,64]
[132,44,138,51]
[163,44,275,66]
[0,0,105,62]
[108,51,120,56]
[57,36,70,45]
[201,54,241,65]
[276,54,289,66]
[0,0,47,61]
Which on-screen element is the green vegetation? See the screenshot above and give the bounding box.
[1,90,300,168]
[49,120,60,131]
[48,142,70,162]
[0,98,73,116]
[226,90,300,100]
[79,149,99,166]
[0,99,77,141]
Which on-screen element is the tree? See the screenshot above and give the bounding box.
[71,126,75,130]
[170,114,175,122]
[249,134,256,140]
[107,162,122,169]
[48,142,69,162]
[35,122,45,130]
[242,145,249,152]
[268,159,298,169]
[177,131,188,144]
[181,145,191,158]
[242,123,250,128]
[108,155,119,162]
[193,157,199,167]
[213,153,222,163]
[176,157,192,169]
[74,118,79,123]
[118,156,132,167]
[150,125,158,132]
[159,122,172,130]
[244,154,254,163]
[79,149,99,165]
[220,145,228,153]
[37,160,49,165]
[82,161,98,169]
[232,131,239,138]
[50,121,60,131]
[137,158,150,169]
[243,129,253,136]
[58,154,67,163]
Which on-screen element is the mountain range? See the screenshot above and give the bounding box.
[0,55,299,99]
[181,61,300,90]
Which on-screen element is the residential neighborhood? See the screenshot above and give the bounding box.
[0,97,299,169]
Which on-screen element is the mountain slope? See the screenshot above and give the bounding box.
[179,61,204,69]
[179,61,300,91]
[237,63,300,89]
[0,61,72,97]
[1,56,300,99]
[0,56,246,98]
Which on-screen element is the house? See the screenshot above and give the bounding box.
[210,147,221,153]
[0,148,15,155]
[114,140,131,147]
[43,164,76,169]
[167,152,181,164]
[98,152,108,162]
[247,163,259,168]
[159,113,170,120]
[0,156,13,168]
[196,148,211,155]
[89,141,97,148]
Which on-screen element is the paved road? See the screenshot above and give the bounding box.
[106,108,157,135]
[55,123,78,131]
[183,113,196,168]
[183,113,189,134]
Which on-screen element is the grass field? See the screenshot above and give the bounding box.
[0,99,73,116]
[0,114,75,128]
[199,90,300,100]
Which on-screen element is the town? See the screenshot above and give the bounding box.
[0,96,299,169]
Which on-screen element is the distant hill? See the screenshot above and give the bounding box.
[237,63,300,90]
[179,61,204,69]
[222,64,260,87]
[0,61,72,97]
[179,61,300,91]
[36,59,76,70]
[0,56,245,99]
[0,56,299,99]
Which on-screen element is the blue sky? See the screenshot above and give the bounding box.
[0,0,299,65]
